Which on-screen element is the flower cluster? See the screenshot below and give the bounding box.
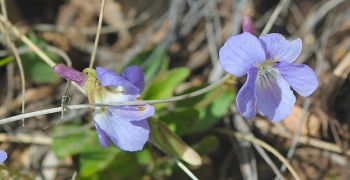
[219,32,318,121]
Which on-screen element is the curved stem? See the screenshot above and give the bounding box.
[216,129,301,180]
[0,18,26,126]
[0,74,230,124]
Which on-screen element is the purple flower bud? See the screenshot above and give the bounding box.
[53,64,86,86]
[242,16,254,34]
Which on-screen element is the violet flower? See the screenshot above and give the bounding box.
[54,64,155,151]
[92,66,154,151]
[219,32,318,121]
[0,150,7,163]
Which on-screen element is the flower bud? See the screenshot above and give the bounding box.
[242,16,254,34]
[53,64,86,86]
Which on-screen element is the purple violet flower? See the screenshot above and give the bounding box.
[93,66,155,151]
[53,64,155,151]
[0,150,7,163]
[219,32,318,121]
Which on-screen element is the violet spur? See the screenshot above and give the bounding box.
[219,32,318,121]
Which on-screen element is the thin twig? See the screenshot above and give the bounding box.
[0,45,72,69]
[217,129,301,180]
[0,74,230,124]
[0,7,26,126]
[89,0,107,69]
[254,119,350,156]
[0,15,56,67]
[0,15,84,94]
[231,107,284,180]
[261,0,289,35]
[71,171,77,180]
[175,159,199,180]
[46,45,72,67]
[277,99,311,176]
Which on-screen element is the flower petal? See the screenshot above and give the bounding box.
[255,67,296,121]
[122,66,145,91]
[219,32,266,77]
[259,33,302,63]
[109,104,155,122]
[94,112,150,151]
[275,62,318,97]
[96,67,140,95]
[0,150,7,163]
[95,123,111,148]
[236,68,258,119]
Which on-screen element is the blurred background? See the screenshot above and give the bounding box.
[0,0,350,179]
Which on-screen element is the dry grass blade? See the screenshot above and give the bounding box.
[232,108,284,180]
[89,0,107,69]
[261,0,289,35]
[218,129,301,180]
[0,3,26,126]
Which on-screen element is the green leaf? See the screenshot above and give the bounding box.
[52,125,98,159]
[136,149,152,165]
[161,108,200,136]
[25,61,60,83]
[194,88,235,132]
[143,47,169,82]
[193,135,219,155]
[143,67,190,109]
[161,87,235,135]
[20,33,60,84]
[125,46,170,82]
[99,153,142,179]
[52,124,121,178]
[149,119,202,166]
[80,148,119,177]
[0,56,13,67]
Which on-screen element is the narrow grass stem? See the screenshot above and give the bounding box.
[89,0,107,69]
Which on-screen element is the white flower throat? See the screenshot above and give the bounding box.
[256,61,278,89]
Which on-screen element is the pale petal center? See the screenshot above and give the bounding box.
[256,66,278,89]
